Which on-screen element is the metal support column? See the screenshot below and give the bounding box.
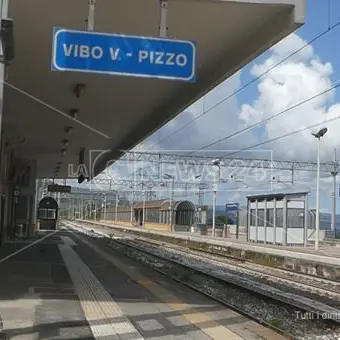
[130,188,134,226]
[315,136,321,250]
[255,200,258,243]
[283,196,287,246]
[169,176,174,232]
[304,194,308,247]
[103,195,107,221]
[94,198,97,221]
[331,171,337,232]
[246,199,250,242]
[142,191,146,228]
[33,179,39,233]
[114,193,119,222]
[159,0,168,38]
[87,0,96,31]
[212,186,217,237]
[264,199,267,244]
[273,198,277,245]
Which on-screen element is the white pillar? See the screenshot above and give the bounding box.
[255,200,258,243]
[264,199,267,244]
[130,190,134,225]
[212,188,216,237]
[304,194,308,247]
[142,191,146,228]
[115,193,118,222]
[315,138,321,250]
[273,198,277,245]
[169,178,174,231]
[331,172,337,232]
[283,196,287,246]
[246,199,250,242]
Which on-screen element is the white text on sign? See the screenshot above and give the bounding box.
[138,51,187,66]
[62,44,188,66]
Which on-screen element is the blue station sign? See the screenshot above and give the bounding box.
[51,28,196,82]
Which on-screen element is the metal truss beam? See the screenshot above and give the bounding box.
[117,151,339,173]
[90,177,207,190]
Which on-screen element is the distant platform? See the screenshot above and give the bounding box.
[77,219,340,271]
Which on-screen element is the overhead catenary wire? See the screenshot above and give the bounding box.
[145,18,340,151]
[191,81,340,153]
[221,112,340,159]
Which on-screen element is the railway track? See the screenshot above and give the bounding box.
[65,221,295,338]
[133,237,340,299]
[71,221,340,301]
[64,220,340,340]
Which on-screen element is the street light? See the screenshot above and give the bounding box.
[102,194,107,221]
[142,189,146,228]
[140,182,152,229]
[193,174,202,231]
[312,127,328,250]
[194,174,202,203]
[164,174,175,231]
[211,159,221,237]
[115,192,119,222]
[129,185,134,226]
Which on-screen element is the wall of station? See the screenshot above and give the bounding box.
[0,139,13,244]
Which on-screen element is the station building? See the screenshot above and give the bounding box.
[103,200,208,232]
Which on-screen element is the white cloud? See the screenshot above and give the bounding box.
[136,71,260,152]
[251,34,314,75]
[137,32,339,164]
[239,32,339,163]
[210,32,339,207]
[114,32,340,211]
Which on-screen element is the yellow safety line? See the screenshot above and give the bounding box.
[136,280,243,340]
[74,233,243,340]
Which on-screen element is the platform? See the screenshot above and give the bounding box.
[0,229,285,340]
[79,220,340,268]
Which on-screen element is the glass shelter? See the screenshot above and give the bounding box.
[247,192,309,246]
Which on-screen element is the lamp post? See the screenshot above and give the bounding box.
[194,175,202,230]
[140,182,153,229]
[331,149,337,233]
[142,187,146,228]
[115,192,119,222]
[164,174,175,231]
[130,185,134,226]
[312,127,328,250]
[81,198,84,219]
[93,197,97,221]
[211,159,221,237]
[104,195,107,221]
[102,194,107,221]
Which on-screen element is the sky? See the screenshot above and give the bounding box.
[87,0,340,214]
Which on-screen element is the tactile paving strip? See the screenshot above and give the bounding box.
[59,244,145,340]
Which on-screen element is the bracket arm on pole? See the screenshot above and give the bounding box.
[87,0,96,31]
[159,0,168,38]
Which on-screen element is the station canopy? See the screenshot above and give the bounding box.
[3,0,304,178]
